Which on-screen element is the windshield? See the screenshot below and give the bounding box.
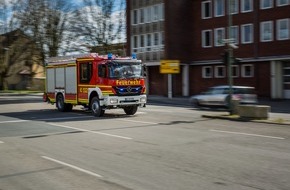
[108,61,143,79]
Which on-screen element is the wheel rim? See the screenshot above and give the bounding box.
[57,96,64,109]
[92,101,99,113]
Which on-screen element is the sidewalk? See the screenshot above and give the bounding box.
[147,95,290,126]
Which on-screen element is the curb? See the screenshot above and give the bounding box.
[202,114,290,126]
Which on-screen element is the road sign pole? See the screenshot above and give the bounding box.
[168,74,172,99]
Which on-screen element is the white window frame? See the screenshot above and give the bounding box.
[241,0,253,13]
[232,65,239,77]
[214,28,225,47]
[215,66,226,78]
[277,0,289,6]
[241,24,253,44]
[202,1,212,19]
[230,25,239,44]
[242,64,254,77]
[215,0,225,17]
[202,30,213,48]
[261,21,273,42]
[277,19,290,40]
[260,0,273,9]
[202,66,213,78]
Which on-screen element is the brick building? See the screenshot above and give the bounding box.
[126,0,290,99]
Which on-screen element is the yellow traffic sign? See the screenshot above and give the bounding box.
[160,60,180,74]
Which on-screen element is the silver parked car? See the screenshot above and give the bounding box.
[189,85,258,108]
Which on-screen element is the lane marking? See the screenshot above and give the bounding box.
[0,141,4,143]
[42,156,102,178]
[117,119,158,125]
[40,116,93,121]
[0,120,28,124]
[210,129,285,140]
[48,123,132,140]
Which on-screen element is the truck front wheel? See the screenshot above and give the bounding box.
[124,105,138,115]
[90,97,105,117]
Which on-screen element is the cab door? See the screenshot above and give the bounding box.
[77,61,93,103]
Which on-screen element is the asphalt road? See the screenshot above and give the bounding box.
[0,95,290,190]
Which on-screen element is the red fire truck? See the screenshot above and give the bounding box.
[43,53,147,117]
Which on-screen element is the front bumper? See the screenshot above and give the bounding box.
[101,95,147,106]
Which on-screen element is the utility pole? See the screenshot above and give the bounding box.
[227,0,233,114]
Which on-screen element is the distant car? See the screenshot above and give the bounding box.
[189,85,258,108]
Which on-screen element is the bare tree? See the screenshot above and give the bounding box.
[71,0,126,54]
[11,0,73,62]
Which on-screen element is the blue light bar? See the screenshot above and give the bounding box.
[132,53,137,59]
[108,53,113,59]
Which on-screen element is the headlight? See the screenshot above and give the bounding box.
[140,97,146,103]
[110,98,118,104]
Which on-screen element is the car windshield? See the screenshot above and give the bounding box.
[108,61,143,79]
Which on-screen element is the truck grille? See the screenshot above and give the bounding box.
[113,86,142,96]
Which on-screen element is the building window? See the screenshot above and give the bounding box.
[214,28,225,46]
[215,0,225,17]
[145,7,152,23]
[139,8,145,24]
[242,64,254,77]
[215,66,225,78]
[261,21,273,42]
[202,66,213,78]
[277,19,289,40]
[232,65,239,77]
[277,0,289,6]
[241,24,253,44]
[146,33,152,51]
[132,10,138,25]
[202,1,212,19]
[153,5,159,21]
[154,33,159,46]
[132,35,138,53]
[230,26,239,44]
[241,0,253,13]
[261,0,273,9]
[229,0,239,14]
[202,30,212,47]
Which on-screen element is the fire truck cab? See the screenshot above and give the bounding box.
[44,53,147,117]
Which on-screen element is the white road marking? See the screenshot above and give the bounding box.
[48,123,132,140]
[0,141,4,143]
[210,129,285,140]
[42,156,103,178]
[0,120,28,124]
[117,119,158,125]
[40,116,93,121]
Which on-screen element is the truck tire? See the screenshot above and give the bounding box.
[90,97,105,117]
[124,105,138,115]
[56,94,65,112]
